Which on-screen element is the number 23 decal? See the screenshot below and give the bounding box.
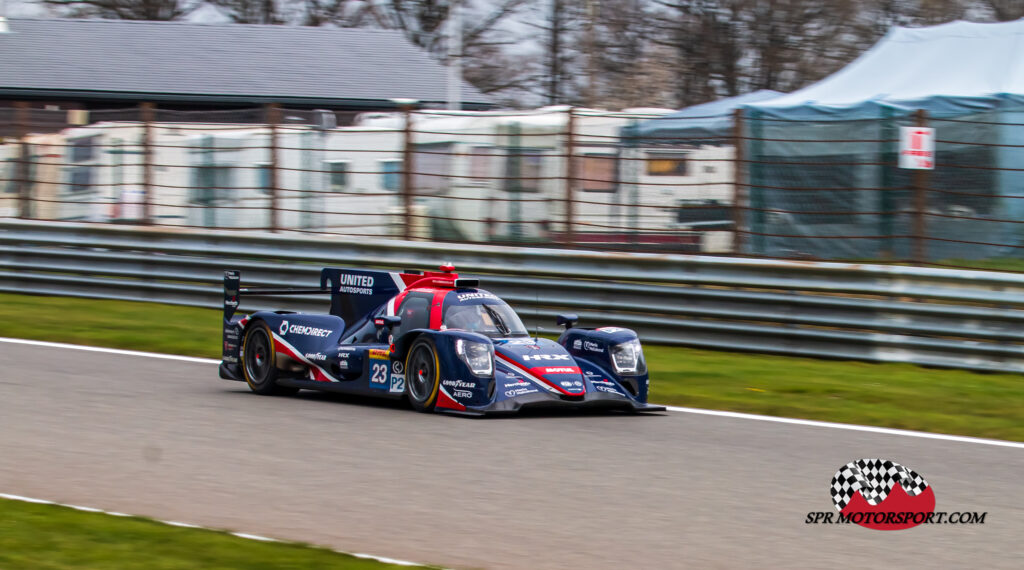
[371,362,388,384]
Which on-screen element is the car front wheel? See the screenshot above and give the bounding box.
[405,338,440,412]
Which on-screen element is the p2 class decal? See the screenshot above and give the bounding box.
[831,459,935,530]
[388,360,406,393]
[270,333,341,383]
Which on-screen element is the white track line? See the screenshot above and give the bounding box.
[0,492,425,567]
[664,406,1024,450]
[0,337,219,364]
[2,336,1022,450]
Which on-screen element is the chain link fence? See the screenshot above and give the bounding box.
[1,102,1022,269]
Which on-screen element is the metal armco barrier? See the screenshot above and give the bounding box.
[1,219,1023,373]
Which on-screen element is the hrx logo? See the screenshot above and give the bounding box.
[522,354,571,361]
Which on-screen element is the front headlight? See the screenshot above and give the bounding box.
[610,339,646,375]
[455,338,493,377]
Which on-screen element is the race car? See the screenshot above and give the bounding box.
[218,264,664,416]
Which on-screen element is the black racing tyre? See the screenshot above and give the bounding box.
[241,321,297,396]
[405,337,441,412]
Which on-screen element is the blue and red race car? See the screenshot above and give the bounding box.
[219,264,663,415]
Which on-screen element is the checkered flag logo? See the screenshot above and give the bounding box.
[831,459,930,511]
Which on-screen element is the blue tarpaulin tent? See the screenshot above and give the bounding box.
[629,90,782,142]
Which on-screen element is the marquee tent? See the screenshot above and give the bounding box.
[738,19,1024,261]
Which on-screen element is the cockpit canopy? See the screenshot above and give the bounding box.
[442,290,529,338]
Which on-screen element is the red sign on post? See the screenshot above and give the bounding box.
[899,127,935,170]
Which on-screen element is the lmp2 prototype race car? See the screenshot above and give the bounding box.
[219,264,664,416]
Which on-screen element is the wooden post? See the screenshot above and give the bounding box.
[731,107,745,254]
[13,102,30,219]
[140,102,155,225]
[879,106,895,259]
[911,109,930,265]
[401,106,415,241]
[563,107,576,246]
[750,109,765,255]
[265,103,281,232]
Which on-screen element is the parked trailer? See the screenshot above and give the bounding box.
[58,122,404,234]
[358,107,734,248]
[34,108,737,250]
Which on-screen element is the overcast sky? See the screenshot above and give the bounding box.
[7,0,49,18]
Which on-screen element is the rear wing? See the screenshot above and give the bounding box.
[222,270,329,322]
[223,267,427,324]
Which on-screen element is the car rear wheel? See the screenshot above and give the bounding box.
[406,338,440,412]
[242,321,297,396]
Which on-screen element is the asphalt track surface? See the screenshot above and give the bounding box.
[1,342,1021,569]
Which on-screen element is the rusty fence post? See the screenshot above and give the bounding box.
[911,109,930,265]
[265,103,281,232]
[732,107,745,255]
[563,107,576,247]
[140,102,155,225]
[14,102,31,219]
[401,106,415,241]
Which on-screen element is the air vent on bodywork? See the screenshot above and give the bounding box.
[454,278,479,288]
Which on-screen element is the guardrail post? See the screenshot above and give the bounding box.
[401,106,415,241]
[732,108,745,254]
[563,107,576,247]
[140,102,155,225]
[912,109,930,265]
[14,102,31,219]
[265,103,281,232]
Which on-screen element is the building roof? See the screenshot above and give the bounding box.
[0,18,492,109]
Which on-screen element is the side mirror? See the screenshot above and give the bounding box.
[556,313,578,330]
[374,315,401,330]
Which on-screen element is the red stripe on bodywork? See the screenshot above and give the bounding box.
[529,366,582,376]
[436,387,467,411]
[496,353,583,396]
[272,334,336,382]
[398,272,426,287]
[429,289,449,329]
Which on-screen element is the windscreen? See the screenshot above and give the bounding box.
[443,299,529,338]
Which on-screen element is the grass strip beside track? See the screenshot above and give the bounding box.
[1,292,1021,442]
[0,498,413,569]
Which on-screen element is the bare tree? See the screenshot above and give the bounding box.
[523,0,583,105]
[652,0,746,106]
[975,0,1024,20]
[458,0,534,101]
[42,0,196,19]
[207,0,281,23]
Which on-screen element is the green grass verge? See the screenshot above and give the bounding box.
[0,498,411,569]
[1,292,1021,441]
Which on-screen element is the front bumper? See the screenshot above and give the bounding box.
[453,389,666,416]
